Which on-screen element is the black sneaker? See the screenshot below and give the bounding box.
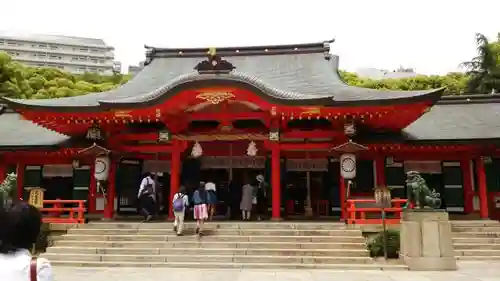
[173,226,177,232]
[195,228,200,234]
[176,233,183,236]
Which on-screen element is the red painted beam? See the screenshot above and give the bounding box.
[188,111,269,122]
[282,130,344,139]
[116,144,173,153]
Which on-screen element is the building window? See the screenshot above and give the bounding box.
[71,57,78,61]
[91,49,100,53]
[0,41,4,45]
[7,42,17,46]
[79,56,87,60]
[50,45,58,50]
[38,54,47,58]
[99,60,105,63]
[50,55,61,60]
[39,44,47,48]
[80,48,88,52]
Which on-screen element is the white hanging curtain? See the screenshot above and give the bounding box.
[404,161,442,174]
[142,160,171,173]
[43,165,73,178]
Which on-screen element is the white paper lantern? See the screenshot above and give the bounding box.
[247,141,258,157]
[340,153,356,179]
[94,155,110,181]
[191,141,203,158]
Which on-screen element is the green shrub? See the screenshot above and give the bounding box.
[367,229,400,259]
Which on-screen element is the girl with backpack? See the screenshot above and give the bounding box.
[172,186,189,236]
[192,182,208,235]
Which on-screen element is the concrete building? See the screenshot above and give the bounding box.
[356,67,419,80]
[0,31,120,74]
[128,61,144,76]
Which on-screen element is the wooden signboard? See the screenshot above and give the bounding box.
[26,187,46,209]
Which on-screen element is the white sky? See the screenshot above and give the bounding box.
[1,0,499,74]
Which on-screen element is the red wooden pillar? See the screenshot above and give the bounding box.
[271,144,281,220]
[16,163,25,200]
[461,158,474,214]
[103,158,116,219]
[340,175,346,220]
[0,161,6,184]
[475,157,489,219]
[375,156,386,187]
[88,162,97,213]
[168,144,181,219]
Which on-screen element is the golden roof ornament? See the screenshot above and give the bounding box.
[207,47,217,57]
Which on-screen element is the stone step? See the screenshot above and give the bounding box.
[45,247,368,257]
[450,220,500,227]
[53,240,365,249]
[83,222,348,230]
[40,253,372,264]
[453,237,500,244]
[455,249,500,256]
[452,232,500,238]
[54,234,364,243]
[46,260,408,270]
[454,243,500,250]
[456,256,500,261]
[67,228,360,236]
[452,226,500,232]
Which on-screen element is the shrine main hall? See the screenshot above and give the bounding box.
[0,40,499,220]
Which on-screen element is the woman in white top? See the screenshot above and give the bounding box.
[0,202,53,281]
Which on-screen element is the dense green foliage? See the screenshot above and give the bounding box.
[367,229,401,259]
[0,51,131,99]
[0,32,498,99]
[339,71,469,95]
[461,33,500,94]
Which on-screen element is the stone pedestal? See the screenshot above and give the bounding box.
[400,209,457,271]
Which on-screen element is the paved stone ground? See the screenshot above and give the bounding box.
[53,261,500,281]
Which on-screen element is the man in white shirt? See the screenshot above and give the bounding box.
[137,172,156,221]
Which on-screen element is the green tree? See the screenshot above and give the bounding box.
[461,33,500,94]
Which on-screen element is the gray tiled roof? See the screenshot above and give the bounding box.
[0,31,109,48]
[0,112,69,147]
[2,41,442,109]
[404,101,500,140]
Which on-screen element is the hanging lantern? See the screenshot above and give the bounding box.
[191,141,203,158]
[247,141,258,157]
[94,155,110,181]
[340,153,356,179]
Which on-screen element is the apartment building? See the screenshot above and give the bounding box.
[0,31,120,74]
[128,61,144,76]
[356,67,419,80]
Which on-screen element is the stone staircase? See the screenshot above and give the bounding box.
[42,221,406,270]
[452,220,500,261]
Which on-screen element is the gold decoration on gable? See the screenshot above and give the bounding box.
[300,107,321,115]
[114,110,132,118]
[196,92,235,105]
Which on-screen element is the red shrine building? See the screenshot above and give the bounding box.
[1,40,500,220]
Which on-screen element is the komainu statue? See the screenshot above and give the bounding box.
[404,171,442,209]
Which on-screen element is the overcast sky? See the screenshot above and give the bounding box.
[1,0,499,74]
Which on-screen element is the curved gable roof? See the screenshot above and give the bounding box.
[2,40,443,111]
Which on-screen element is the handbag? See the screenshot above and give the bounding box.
[30,257,38,281]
